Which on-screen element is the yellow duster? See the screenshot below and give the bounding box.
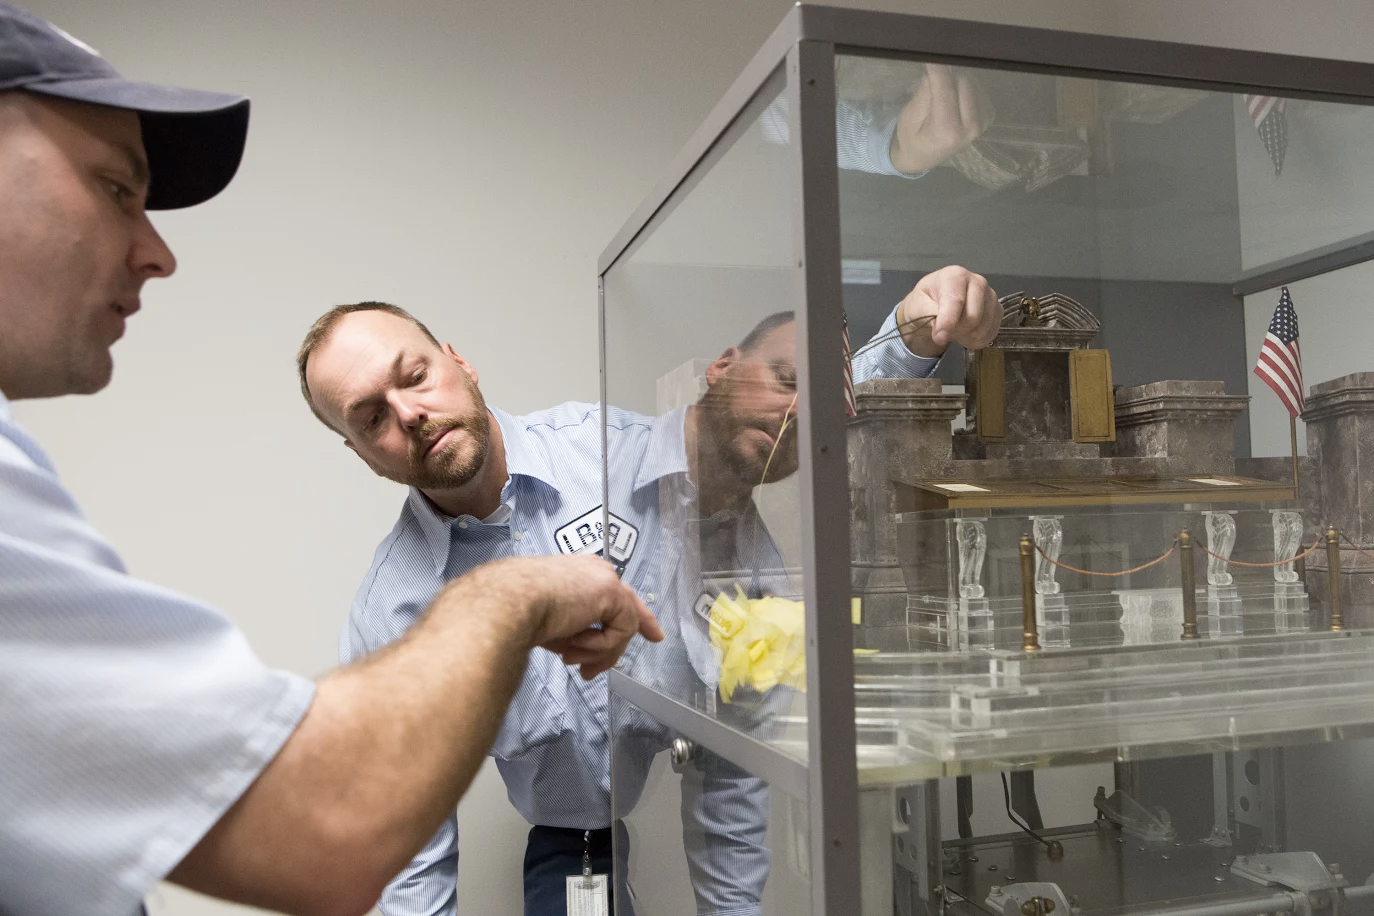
[708,586,807,703]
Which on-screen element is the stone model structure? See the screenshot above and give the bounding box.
[847,294,1364,650]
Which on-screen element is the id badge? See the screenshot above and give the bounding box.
[566,873,608,916]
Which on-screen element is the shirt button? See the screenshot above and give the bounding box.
[645,593,656,603]
[513,531,523,541]
[458,520,469,529]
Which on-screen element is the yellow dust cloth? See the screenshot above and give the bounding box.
[709,586,807,703]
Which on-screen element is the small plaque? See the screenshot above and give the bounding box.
[934,483,991,493]
[1189,477,1242,486]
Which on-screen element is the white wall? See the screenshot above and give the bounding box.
[18,2,816,912]
[15,1,1374,914]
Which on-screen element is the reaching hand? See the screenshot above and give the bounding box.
[505,555,663,679]
[897,265,1001,358]
[889,64,991,175]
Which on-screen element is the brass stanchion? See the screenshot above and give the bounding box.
[1019,535,1040,652]
[1327,524,1344,631]
[1180,529,1199,640]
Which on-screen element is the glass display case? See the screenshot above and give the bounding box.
[599,6,1374,915]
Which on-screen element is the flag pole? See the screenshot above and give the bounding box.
[1290,414,1299,496]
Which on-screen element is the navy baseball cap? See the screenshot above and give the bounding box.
[0,3,248,209]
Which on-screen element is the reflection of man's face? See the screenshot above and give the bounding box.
[697,320,799,487]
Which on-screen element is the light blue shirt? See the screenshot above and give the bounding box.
[761,95,927,179]
[343,309,935,916]
[0,392,316,916]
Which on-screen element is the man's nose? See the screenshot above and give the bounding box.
[130,212,177,280]
[391,394,428,428]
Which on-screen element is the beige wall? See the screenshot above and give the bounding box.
[13,1,1374,914]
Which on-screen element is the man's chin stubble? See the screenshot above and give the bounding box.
[408,441,485,490]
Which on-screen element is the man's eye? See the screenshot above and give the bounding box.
[366,411,382,429]
[411,369,427,385]
[106,180,133,202]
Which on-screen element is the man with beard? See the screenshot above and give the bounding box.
[296,265,999,916]
[0,6,660,916]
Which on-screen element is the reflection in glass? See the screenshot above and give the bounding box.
[608,35,1374,916]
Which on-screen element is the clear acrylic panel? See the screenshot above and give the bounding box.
[606,27,1374,916]
[833,49,1374,782]
[871,745,1374,916]
[609,693,814,916]
[603,66,810,749]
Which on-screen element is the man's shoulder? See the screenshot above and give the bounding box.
[511,401,657,447]
[353,498,436,604]
[0,430,36,472]
[514,401,653,430]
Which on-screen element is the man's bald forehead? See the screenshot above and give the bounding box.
[303,308,442,430]
[332,307,444,349]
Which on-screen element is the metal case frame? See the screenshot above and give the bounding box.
[599,6,1374,912]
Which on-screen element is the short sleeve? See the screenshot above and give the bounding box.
[0,417,315,916]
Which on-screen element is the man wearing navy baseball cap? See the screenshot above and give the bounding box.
[0,6,662,916]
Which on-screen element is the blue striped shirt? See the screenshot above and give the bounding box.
[0,393,316,916]
[343,309,935,915]
[760,96,926,178]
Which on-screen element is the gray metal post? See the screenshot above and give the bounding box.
[787,37,862,916]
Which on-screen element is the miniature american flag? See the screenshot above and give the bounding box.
[842,314,857,418]
[1244,94,1288,176]
[1254,286,1304,417]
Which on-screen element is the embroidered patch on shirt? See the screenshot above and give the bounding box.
[555,506,639,575]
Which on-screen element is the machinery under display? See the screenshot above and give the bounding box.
[599,7,1374,915]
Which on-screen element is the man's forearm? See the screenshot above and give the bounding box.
[170,562,539,916]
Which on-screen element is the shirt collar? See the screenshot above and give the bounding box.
[404,406,562,572]
[405,487,456,572]
[490,406,561,491]
[633,405,691,492]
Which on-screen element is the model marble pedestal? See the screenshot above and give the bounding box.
[1302,373,1374,628]
[848,378,963,649]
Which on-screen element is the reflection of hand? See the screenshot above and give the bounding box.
[889,64,991,175]
[897,265,1000,358]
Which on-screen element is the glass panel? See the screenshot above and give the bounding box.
[605,35,1374,916]
[610,693,813,916]
[826,51,1374,914]
[603,67,809,752]
[877,747,1374,916]
[835,50,1374,758]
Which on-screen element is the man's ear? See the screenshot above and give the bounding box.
[705,346,741,387]
[343,439,386,479]
[441,342,479,385]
